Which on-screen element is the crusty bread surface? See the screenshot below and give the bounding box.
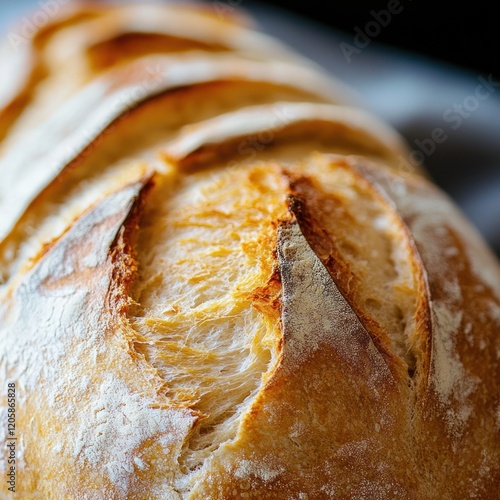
[0,2,499,499]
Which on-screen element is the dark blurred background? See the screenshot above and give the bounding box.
[254,0,500,80]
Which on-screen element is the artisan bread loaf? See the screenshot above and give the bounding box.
[0,1,324,148]
[0,2,499,499]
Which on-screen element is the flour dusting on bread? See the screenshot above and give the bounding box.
[0,1,499,498]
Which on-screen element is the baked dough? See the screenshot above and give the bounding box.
[0,2,499,499]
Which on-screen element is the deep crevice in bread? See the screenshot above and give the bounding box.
[0,79,326,287]
[2,2,499,497]
[282,159,422,379]
[127,165,288,477]
[87,33,230,71]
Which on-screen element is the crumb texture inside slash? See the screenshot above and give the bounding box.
[284,158,422,377]
[128,164,289,474]
[0,180,200,498]
[0,69,329,286]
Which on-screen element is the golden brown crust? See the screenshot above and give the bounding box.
[0,2,499,499]
[0,56,346,288]
[0,0,325,151]
[349,160,500,495]
[0,57,342,237]
[189,219,416,498]
[1,178,198,498]
[0,3,102,142]
[161,103,410,172]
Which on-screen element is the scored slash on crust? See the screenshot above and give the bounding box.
[0,1,499,497]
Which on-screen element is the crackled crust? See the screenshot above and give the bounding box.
[0,2,499,499]
[2,158,498,498]
[0,55,344,239]
[0,54,351,287]
[0,178,198,497]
